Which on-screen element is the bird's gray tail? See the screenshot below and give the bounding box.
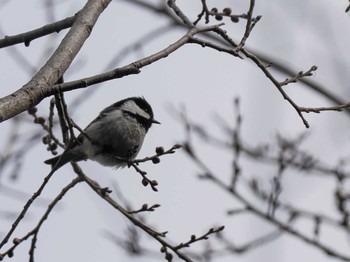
[44,151,86,170]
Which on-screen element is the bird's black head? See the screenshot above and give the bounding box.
[119,97,160,131]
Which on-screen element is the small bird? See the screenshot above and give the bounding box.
[45,97,160,169]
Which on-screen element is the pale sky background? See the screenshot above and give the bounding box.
[1,0,350,262]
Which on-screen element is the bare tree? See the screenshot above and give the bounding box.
[1,1,350,261]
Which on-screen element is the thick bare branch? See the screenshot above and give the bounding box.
[0,0,112,123]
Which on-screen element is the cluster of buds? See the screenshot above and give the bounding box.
[211,7,239,23]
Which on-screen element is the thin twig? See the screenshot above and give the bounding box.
[71,163,195,262]
[167,0,194,28]
[0,15,76,48]
[175,226,225,250]
[300,103,350,113]
[128,203,161,214]
[127,144,182,192]
[279,66,318,86]
[183,141,350,261]
[0,177,82,261]
[235,0,258,51]
[0,169,57,249]
[48,23,226,95]
[241,48,310,128]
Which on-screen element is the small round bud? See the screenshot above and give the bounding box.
[190,235,196,241]
[231,16,239,23]
[42,136,50,145]
[142,178,149,187]
[160,246,166,253]
[218,225,225,231]
[152,156,160,164]
[151,180,158,186]
[8,250,13,258]
[215,14,223,21]
[13,238,21,245]
[142,203,148,210]
[223,7,232,15]
[49,143,57,151]
[27,107,37,115]
[34,117,45,125]
[38,117,45,124]
[211,7,218,13]
[155,146,165,154]
[165,253,173,261]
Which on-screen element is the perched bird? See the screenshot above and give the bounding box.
[45,97,160,169]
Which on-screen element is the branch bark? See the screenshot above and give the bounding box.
[46,24,224,94]
[0,0,112,123]
[0,15,76,48]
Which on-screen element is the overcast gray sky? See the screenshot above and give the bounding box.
[1,1,350,261]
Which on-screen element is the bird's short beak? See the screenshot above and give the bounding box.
[152,119,161,124]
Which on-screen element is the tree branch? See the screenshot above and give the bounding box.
[46,23,225,94]
[71,163,196,262]
[0,15,76,48]
[0,0,112,123]
[183,142,350,261]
